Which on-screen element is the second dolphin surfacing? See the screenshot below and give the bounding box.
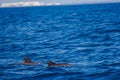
[48,61,72,67]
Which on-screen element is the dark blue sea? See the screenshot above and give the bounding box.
[0,3,120,80]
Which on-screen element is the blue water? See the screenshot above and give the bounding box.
[0,3,120,80]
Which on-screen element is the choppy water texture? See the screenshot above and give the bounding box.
[0,3,120,80]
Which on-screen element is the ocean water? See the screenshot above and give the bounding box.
[0,3,120,80]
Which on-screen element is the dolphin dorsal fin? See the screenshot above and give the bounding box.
[24,57,33,63]
[48,61,56,65]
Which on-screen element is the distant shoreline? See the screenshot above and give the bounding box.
[0,2,119,8]
[0,1,61,8]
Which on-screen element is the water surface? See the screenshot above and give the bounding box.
[0,3,120,80]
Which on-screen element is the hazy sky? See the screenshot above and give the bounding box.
[0,0,120,4]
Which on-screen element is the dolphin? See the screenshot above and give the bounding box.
[20,57,40,65]
[48,61,72,67]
